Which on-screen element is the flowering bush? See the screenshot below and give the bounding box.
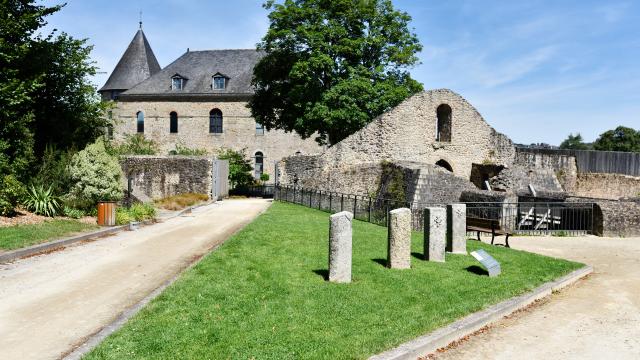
[68,139,123,209]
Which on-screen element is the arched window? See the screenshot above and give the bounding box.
[254,151,264,178]
[136,111,144,133]
[435,159,453,172]
[436,104,452,142]
[170,111,178,133]
[209,109,223,133]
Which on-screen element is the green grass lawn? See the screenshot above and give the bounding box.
[0,219,98,251]
[86,202,583,360]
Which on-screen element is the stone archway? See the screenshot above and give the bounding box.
[435,159,453,172]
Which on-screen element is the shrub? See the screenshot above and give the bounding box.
[23,185,61,217]
[260,173,270,183]
[34,145,75,196]
[217,148,255,189]
[0,175,26,216]
[106,134,158,156]
[116,203,156,224]
[168,144,208,156]
[115,207,132,225]
[63,206,85,219]
[68,139,124,209]
[155,193,209,210]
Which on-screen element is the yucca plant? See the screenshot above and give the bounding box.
[24,185,60,217]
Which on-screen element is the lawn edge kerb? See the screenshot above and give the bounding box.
[369,265,593,360]
[0,201,214,263]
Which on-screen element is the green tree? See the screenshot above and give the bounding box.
[249,0,423,145]
[217,148,255,189]
[593,126,640,152]
[559,133,591,150]
[68,139,124,209]
[0,1,60,178]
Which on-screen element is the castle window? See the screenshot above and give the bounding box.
[436,104,452,142]
[170,111,178,133]
[213,75,226,90]
[136,111,144,133]
[254,151,264,178]
[172,77,183,90]
[256,122,265,135]
[209,109,223,133]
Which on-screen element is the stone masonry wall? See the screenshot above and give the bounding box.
[111,99,323,182]
[514,150,577,193]
[120,155,214,200]
[573,173,640,200]
[278,89,516,190]
[567,196,640,237]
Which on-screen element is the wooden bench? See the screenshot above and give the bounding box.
[466,217,512,248]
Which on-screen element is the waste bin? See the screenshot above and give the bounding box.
[97,201,116,226]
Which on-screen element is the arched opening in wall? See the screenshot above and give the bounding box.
[136,111,144,133]
[435,159,453,172]
[169,111,178,133]
[254,151,264,179]
[436,104,452,142]
[209,109,223,133]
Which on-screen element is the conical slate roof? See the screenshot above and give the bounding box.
[99,28,161,92]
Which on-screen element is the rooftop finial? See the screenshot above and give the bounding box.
[139,10,143,29]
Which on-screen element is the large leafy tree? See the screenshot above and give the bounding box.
[559,133,591,150]
[249,0,423,145]
[0,1,59,178]
[0,1,106,180]
[593,126,640,153]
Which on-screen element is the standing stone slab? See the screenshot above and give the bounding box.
[329,211,353,283]
[388,208,412,269]
[447,204,467,254]
[424,207,446,262]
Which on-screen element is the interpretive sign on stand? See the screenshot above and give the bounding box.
[470,249,501,277]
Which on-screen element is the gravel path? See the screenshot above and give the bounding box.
[435,235,640,360]
[0,198,271,360]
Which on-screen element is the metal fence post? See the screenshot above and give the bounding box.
[340,194,344,212]
[368,197,372,223]
[329,193,332,212]
[353,197,357,219]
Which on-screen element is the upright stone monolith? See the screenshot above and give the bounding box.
[447,204,467,254]
[328,211,353,283]
[387,208,412,269]
[424,207,446,262]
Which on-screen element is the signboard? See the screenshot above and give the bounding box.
[470,249,501,277]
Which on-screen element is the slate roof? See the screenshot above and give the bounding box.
[120,49,263,99]
[99,29,161,92]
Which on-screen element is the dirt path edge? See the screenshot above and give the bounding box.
[369,265,593,360]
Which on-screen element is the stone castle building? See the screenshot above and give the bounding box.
[99,27,322,181]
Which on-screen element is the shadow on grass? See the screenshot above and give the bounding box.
[372,258,387,267]
[466,265,489,276]
[411,252,425,260]
[312,269,328,280]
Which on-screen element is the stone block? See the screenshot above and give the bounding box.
[328,211,353,283]
[388,208,412,269]
[424,207,446,262]
[447,204,467,254]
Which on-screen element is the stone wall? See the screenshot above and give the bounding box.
[111,99,323,182]
[120,155,216,200]
[278,89,516,189]
[514,150,577,193]
[567,197,640,237]
[573,173,640,200]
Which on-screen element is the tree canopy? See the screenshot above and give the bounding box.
[559,133,591,150]
[0,1,106,180]
[593,126,640,153]
[249,0,423,145]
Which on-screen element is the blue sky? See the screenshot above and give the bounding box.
[40,0,640,145]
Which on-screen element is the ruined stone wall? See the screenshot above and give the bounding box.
[573,173,640,200]
[111,99,323,182]
[278,89,516,190]
[120,155,214,200]
[514,149,577,193]
[567,197,640,237]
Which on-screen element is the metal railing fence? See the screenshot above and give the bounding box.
[274,185,595,236]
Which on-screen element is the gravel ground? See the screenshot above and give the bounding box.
[434,235,640,360]
[0,198,271,360]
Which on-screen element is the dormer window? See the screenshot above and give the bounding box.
[171,75,186,90]
[213,75,226,90]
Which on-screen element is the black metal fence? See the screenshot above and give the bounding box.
[229,185,275,198]
[274,186,595,236]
